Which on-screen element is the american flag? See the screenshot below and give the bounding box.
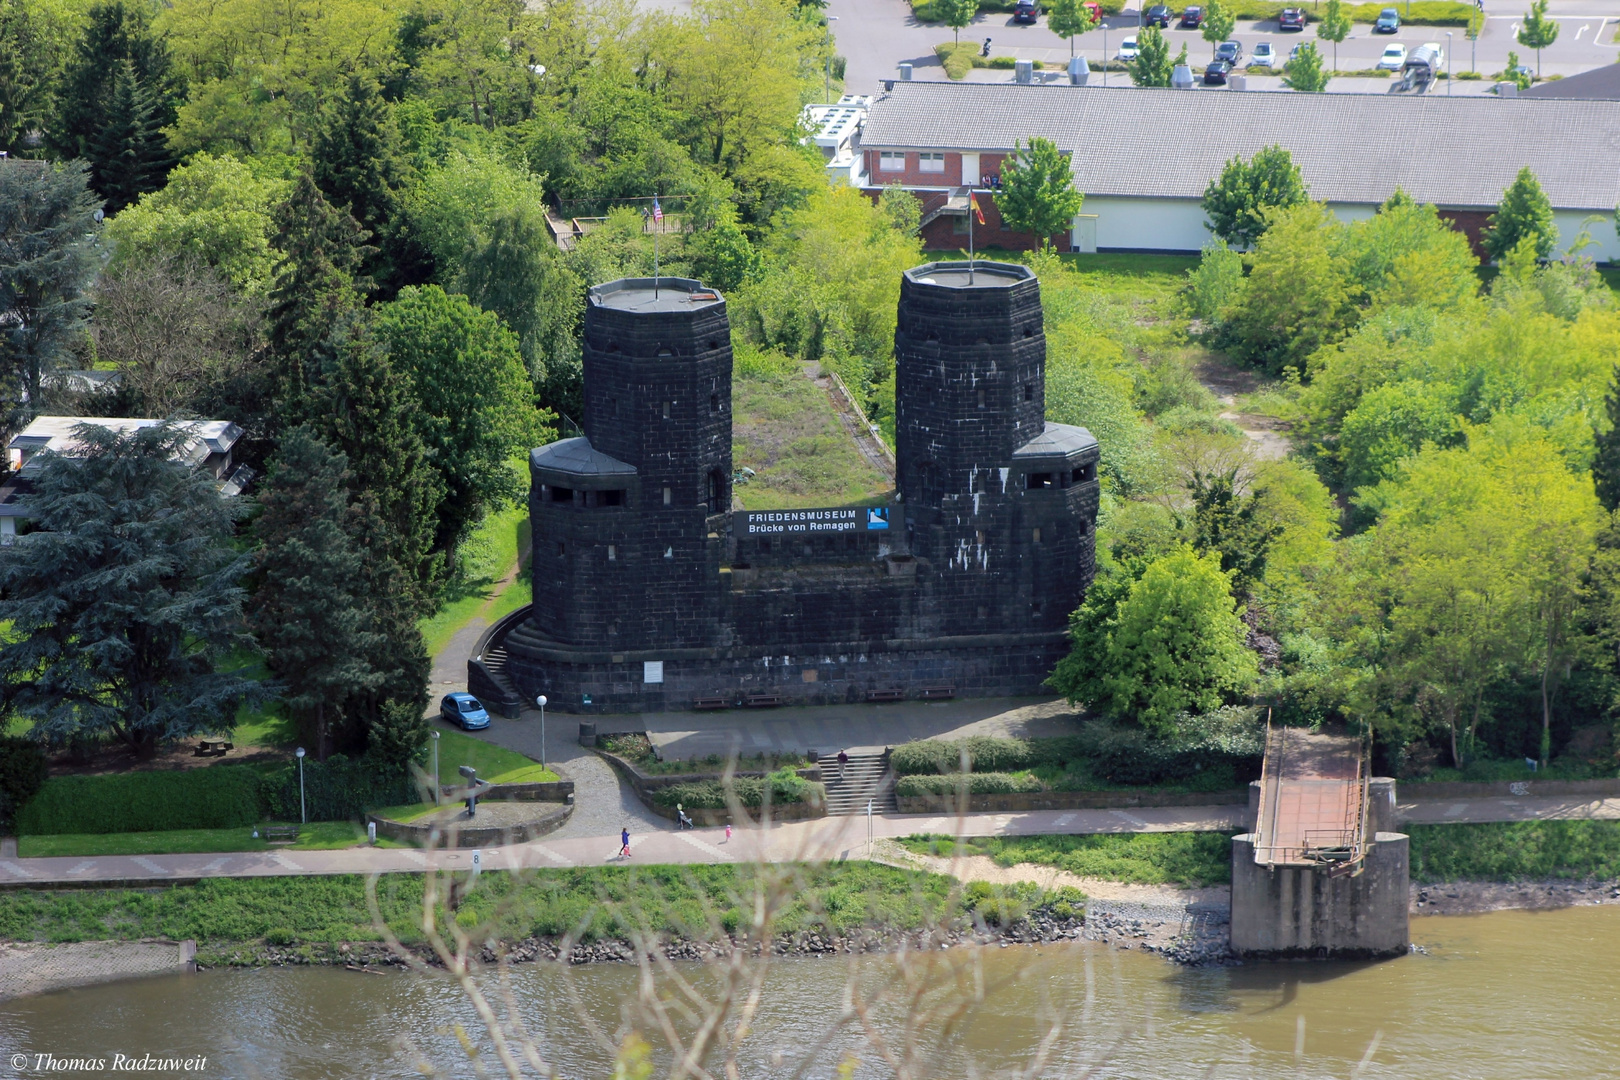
[652,197,663,223]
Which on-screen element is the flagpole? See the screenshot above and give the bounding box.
[653,192,659,298]
[969,187,975,285]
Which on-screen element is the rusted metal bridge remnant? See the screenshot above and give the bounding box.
[1252,722,1369,877]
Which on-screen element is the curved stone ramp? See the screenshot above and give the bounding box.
[0,940,195,1000]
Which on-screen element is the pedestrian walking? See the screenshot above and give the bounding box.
[724,822,732,843]
[620,826,631,859]
[677,804,693,830]
[836,749,849,781]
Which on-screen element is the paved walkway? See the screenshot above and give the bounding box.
[3,795,1617,889]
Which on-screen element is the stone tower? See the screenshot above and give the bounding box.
[894,261,1098,636]
[524,277,732,651]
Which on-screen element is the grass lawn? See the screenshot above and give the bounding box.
[430,725,558,785]
[732,357,893,511]
[420,497,531,659]
[1408,821,1620,883]
[900,832,1233,887]
[18,821,369,858]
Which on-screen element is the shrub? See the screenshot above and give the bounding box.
[17,766,265,835]
[891,736,1042,775]
[651,772,824,810]
[894,772,1044,797]
[0,738,47,829]
[1076,709,1264,786]
[258,755,419,822]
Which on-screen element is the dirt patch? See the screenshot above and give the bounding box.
[1193,354,1294,461]
[47,742,285,777]
[1412,878,1620,917]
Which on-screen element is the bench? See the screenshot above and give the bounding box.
[865,689,906,702]
[262,825,299,845]
[692,696,732,711]
[744,693,786,708]
[919,686,957,700]
[193,740,234,757]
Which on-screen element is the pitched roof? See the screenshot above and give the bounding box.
[861,82,1620,210]
[1522,63,1620,101]
[530,437,636,478]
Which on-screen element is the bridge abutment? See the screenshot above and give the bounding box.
[1230,826,1410,959]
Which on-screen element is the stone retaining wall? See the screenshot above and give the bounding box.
[1400,777,1620,801]
[895,787,1249,815]
[0,940,196,1000]
[367,802,573,849]
[436,780,575,802]
[594,748,826,822]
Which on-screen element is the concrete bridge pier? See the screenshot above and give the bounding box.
[1230,829,1409,959]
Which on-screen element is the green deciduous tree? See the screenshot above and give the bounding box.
[1218,201,1356,377]
[1282,39,1329,92]
[939,0,977,44]
[1338,378,1459,493]
[1341,191,1482,312]
[0,422,265,758]
[1517,0,1558,77]
[1129,26,1177,87]
[1047,0,1099,56]
[1201,0,1236,57]
[1483,166,1557,262]
[1201,144,1308,249]
[1185,241,1245,325]
[1593,366,1620,512]
[997,136,1085,244]
[90,59,176,214]
[1190,468,1284,598]
[103,153,286,293]
[252,426,383,760]
[1050,546,1258,735]
[1315,0,1351,71]
[374,284,549,555]
[0,159,101,427]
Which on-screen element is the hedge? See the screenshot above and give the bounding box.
[895,772,1044,797]
[652,770,824,810]
[15,756,421,836]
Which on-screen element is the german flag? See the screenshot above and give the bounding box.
[969,191,986,224]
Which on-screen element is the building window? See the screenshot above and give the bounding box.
[1077,519,1091,537]
[710,393,719,413]
[707,470,725,514]
[662,401,671,419]
[976,387,986,409]
[1032,527,1042,544]
[1024,383,1034,402]
[663,486,672,506]
[953,215,970,235]
[879,151,905,172]
[597,489,624,507]
[556,541,565,557]
[607,544,617,560]
[919,152,945,173]
[550,486,574,503]
[1027,472,1054,490]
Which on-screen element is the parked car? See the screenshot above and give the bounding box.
[1083,0,1103,20]
[1376,43,1407,70]
[1180,5,1204,28]
[1203,59,1233,84]
[441,692,491,731]
[1278,7,1306,30]
[1118,36,1140,60]
[1288,41,1304,61]
[1247,41,1276,67]
[1375,7,1400,32]
[1509,63,1535,82]
[1214,40,1243,64]
[1403,41,1444,76]
[1145,3,1173,26]
[1013,0,1040,23]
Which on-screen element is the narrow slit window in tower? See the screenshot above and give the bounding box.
[663,486,672,506]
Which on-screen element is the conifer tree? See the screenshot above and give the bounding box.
[90,60,175,213]
[252,427,382,760]
[318,326,445,601]
[265,173,371,427]
[1483,166,1557,262]
[1593,366,1620,513]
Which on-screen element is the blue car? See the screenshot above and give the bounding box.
[1375,7,1400,32]
[441,692,490,730]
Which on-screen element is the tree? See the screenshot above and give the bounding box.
[0,160,101,427]
[91,252,263,420]
[1482,166,1557,262]
[1503,50,1532,89]
[1338,379,1460,492]
[1315,0,1351,72]
[0,0,70,155]
[0,423,265,758]
[997,137,1085,245]
[317,327,445,601]
[1340,191,1481,312]
[265,172,371,426]
[1047,0,1099,57]
[459,203,585,408]
[1594,366,1620,512]
[1190,468,1284,598]
[1201,0,1236,58]
[1050,547,1257,735]
[103,153,287,293]
[1201,144,1308,249]
[940,0,977,44]
[1129,26,1176,87]
[1218,201,1357,377]
[374,285,549,554]
[311,75,430,298]
[1517,0,1559,78]
[252,427,383,760]
[1282,39,1330,92]
[49,2,183,201]
[89,59,176,214]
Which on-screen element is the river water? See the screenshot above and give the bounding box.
[1,906,1616,1079]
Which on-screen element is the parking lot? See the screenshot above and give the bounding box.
[828,0,1620,94]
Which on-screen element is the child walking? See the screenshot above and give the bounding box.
[620,826,631,859]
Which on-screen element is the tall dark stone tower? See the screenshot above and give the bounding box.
[522,277,731,652]
[894,261,1098,636]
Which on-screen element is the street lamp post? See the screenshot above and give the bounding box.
[536,696,548,770]
[431,730,441,805]
[1103,24,1108,85]
[1446,31,1453,93]
[295,746,306,825]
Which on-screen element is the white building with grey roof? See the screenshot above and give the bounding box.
[858,81,1620,259]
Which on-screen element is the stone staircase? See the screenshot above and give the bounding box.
[822,747,896,816]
